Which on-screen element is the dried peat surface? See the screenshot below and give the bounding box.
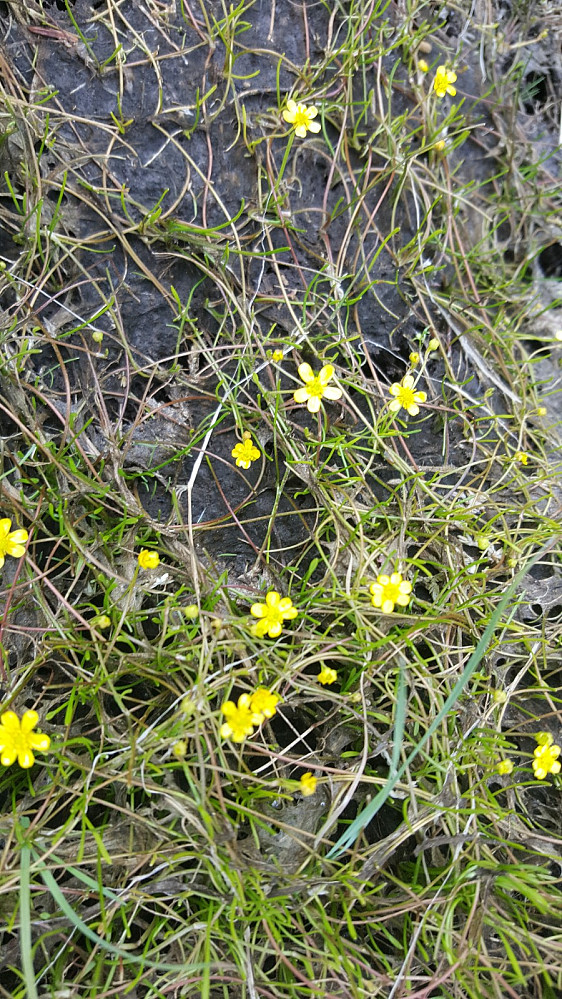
[0,0,562,996]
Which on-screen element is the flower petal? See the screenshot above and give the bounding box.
[18,749,35,769]
[0,711,20,733]
[250,603,266,618]
[29,732,50,752]
[298,362,314,383]
[295,125,307,138]
[293,387,310,403]
[21,710,39,733]
[319,365,335,384]
[323,386,342,400]
[1,747,17,767]
[0,519,12,538]
[307,396,321,413]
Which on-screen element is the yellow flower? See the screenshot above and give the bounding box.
[370,572,412,614]
[138,549,160,569]
[293,363,342,414]
[0,519,29,569]
[250,590,298,638]
[433,65,457,98]
[318,665,338,685]
[92,614,111,630]
[537,406,547,416]
[232,434,261,469]
[272,349,284,363]
[514,451,528,465]
[388,375,427,416]
[220,694,261,743]
[418,59,429,73]
[434,140,446,152]
[92,330,104,344]
[535,731,554,747]
[172,740,187,758]
[0,710,50,769]
[282,99,321,138]
[497,759,514,775]
[250,688,281,723]
[532,743,561,780]
[427,338,439,351]
[300,772,317,797]
[184,604,199,619]
[409,351,420,365]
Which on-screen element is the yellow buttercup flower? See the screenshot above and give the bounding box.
[172,740,187,758]
[250,590,298,638]
[418,59,429,73]
[514,451,528,465]
[294,363,342,414]
[272,349,284,363]
[370,572,412,614]
[427,338,440,351]
[250,688,281,723]
[232,434,261,469]
[433,65,457,98]
[388,375,427,416]
[138,549,160,569]
[300,772,317,797]
[0,709,50,769]
[0,519,29,569]
[409,351,420,365]
[220,694,261,743]
[497,759,514,776]
[532,742,561,780]
[282,99,321,138]
[318,665,338,685]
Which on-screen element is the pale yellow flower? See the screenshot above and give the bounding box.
[388,375,427,416]
[272,349,284,362]
[282,99,321,138]
[294,363,342,413]
[514,451,528,465]
[433,66,457,98]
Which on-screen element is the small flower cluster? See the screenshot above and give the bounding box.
[221,688,281,743]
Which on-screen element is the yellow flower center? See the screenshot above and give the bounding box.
[305,376,325,399]
[398,386,416,408]
[293,108,311,130]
